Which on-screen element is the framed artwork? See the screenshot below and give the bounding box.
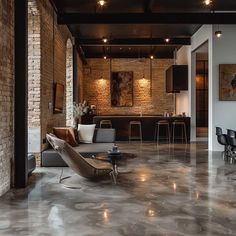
[219,64,236,101]
[111,71,133,107]
[54,83,64,113]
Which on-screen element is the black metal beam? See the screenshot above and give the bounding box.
[76,38,191,46]
[14,0,28,188]
[84,53,174,59]
[58,12,236,24]
[76,45,88,65]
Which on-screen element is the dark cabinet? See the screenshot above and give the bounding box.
[166,65,188,93]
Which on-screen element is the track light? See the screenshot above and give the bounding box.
[98,0,106,7]
[102,37,108,43]
[165,38,170,43]
[150,55,154,60]
[215,30,222,38]
[103,55,107,60]
[204,0,212,6]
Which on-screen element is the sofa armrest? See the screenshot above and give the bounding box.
[94,128,116,143]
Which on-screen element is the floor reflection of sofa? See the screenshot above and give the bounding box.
[42,128,115,167]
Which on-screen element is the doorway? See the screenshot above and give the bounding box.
[195,43,209,139]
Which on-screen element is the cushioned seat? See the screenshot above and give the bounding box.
[46,134,115,182]
[42,128,116,167]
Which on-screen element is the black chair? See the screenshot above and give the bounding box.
[226,129,236,163]
[226,136,236,164]
[216,127,230,161]
[227,129,236,138]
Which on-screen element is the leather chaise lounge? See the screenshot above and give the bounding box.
[42,128,116,167]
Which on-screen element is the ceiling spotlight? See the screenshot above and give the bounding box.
[150,55,154,59]
[165,38,170,43]
[102,37,108,43]
[204,0,212,6]
[215,30,222,38]
[98,0,106,7]
[103,55,107,59]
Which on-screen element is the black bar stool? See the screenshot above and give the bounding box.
[129,121,142,142]
[154,120,170,143]
[172,120,187,143]
[100,120,112,128]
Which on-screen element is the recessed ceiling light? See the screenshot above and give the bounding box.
[103,55,107,59]
[150,55,154,59]
[204,0,212,6]
[102,37,108,43]
[165,38,170,43]
[98,0,106,7]
[215,30,222,38]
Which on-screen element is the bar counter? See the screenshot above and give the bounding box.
[93,115,191,142]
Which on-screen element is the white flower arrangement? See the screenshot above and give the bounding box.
[73,101,89,119]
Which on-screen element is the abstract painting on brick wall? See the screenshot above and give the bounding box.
[111,71,133,107]
[219,64,236,101]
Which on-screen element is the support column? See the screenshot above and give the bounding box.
[14,0,28,187]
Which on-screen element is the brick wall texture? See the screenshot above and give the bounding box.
[28,0,41,128]
[83,59,174,115]
[0,0,14,196]
[66,39,73,126]
[28,0,82,151]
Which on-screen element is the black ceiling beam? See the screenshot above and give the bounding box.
[58,12,236,24]
[84,53,174,59]
[76,37,191,46]
[143,0,155,13]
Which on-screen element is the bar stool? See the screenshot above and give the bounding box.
[172,120,187,143]
[154,120,170,143]
[129,121,142,142]
[100,120,112,128]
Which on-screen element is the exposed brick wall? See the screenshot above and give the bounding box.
[28,0,41,128]
[40,0,74,150]
[83,59,174,115]
[66,39,73,126]
[78,54,84,102]
[0,0,14,196]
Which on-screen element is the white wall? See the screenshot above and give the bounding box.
[176,46,191,116]
[211,25,236,150]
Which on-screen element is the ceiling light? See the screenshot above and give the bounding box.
[102,37,108,43]
[204,0,212,6]
[103,55,107,59]
[98,0,106,7]
[150,55,154,59]
[215,30,222,38]
[165,38,170,43]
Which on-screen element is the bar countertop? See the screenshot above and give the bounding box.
[93,115,191,142]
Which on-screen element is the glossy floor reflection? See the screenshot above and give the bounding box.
[1,143,236,236]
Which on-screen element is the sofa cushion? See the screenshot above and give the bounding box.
[78,124,96,143]
[74,143,113,154]
[41,143,114,167]
[94,128,116,143]
[53,127,78,147]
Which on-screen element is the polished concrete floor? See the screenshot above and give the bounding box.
[1,143,236,236]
